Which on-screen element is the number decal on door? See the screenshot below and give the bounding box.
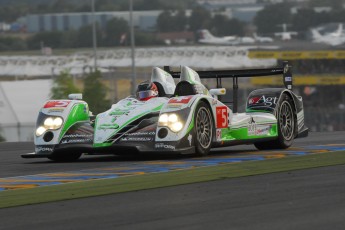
[216,106,228,128]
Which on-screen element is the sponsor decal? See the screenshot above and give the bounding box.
[61,139,92,144]
[168,96,193,104]
[255,125,271,136]
[44,100,71,108]
[155,143,176,150]
[216,129,222,141]
[98,124,119,130]
[63,134,92,138]
[188,134,192,146]
[248,117,256,136]
[167,104,183,109]
[284,65,289,73]
[248,119,271,136]
[48,108,64,113]
[83,104,88,114]
[248,123,256,136]
[216,106,228,128]
[285,76,292,81]
[120,137,153,142]
[35,146,53,153]
[248,95,278,107]
[110,110,130,116]
[123,132,155,136]
[212,99,218,106]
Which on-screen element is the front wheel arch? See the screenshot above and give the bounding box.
[193,100,214,156]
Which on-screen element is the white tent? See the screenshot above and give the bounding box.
[0,80,51,141]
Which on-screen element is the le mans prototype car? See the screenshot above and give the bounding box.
[22,62,308,161]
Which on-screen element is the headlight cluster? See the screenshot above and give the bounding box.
[35,117,63,136]
[158,113,184,132]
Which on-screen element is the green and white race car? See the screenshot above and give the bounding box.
[22,62,308,161]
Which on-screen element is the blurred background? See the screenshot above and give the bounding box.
[0,0,344,142]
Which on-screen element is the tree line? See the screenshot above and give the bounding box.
[51,70,110,115]
[2,1,345,52]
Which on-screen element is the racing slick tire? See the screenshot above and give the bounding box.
[254,93,296,150]
[194,101,213,156]
[48,152,82,162]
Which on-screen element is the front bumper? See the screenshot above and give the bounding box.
[21,142,195,158]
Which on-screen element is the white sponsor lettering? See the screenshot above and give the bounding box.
[61,139,92,144]
[255,125,271,136]
[249,95,278,107]
[248,124,271,136]
[188,134,192,146]
[64,134,92,138]
[155,143,176,150]
[121,137,153,142]
[35,147,53,152]
[216,129,222,141]
[248,122,257,136]
[123,132,155,136]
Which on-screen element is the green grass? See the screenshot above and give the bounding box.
[1,150,345,209]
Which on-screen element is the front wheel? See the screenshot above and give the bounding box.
[255,94,296,150]
[194,101,213,156]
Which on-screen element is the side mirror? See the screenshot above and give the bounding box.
[68,94,83,100]
[209,88,226,100]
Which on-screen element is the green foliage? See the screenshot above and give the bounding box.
[135,31,165,46]
[82,70,110,114]
[210,15,244,36]
[27,31,63,49]
[255,2,345,35]
[291,9,330,31]
[0,37,27,51]
[309,0,344,9]
[254,3,293,34]
[102,18,129,47]
[50,71,80,99]
[157,10,188,32]
[0,132,5,142]
[75,24,102,48]
[189,7,212,31]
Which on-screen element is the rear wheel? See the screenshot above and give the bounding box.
[194,101,213,156]
[48,152,82,162]
[254,94,295,150]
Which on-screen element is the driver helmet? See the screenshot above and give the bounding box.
[136,82,158,101]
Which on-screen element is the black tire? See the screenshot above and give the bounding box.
[194,101,213,156]
[48,152,82,162]
[254,94,296,150]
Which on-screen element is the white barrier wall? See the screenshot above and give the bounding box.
[0,46,276,77]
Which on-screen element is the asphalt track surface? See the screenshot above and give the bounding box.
[0,131,344,230]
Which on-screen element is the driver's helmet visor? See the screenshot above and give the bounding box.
[137,90,157,100]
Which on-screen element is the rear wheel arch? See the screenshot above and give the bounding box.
[277,91,298,136]
[254,92,296,150]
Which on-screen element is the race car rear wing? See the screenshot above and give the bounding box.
[164,61,292,113]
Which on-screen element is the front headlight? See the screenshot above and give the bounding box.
[36,117,64,136]
[158,113,184,132]
[170,121,183,132]
[35,126,47,136]
[43,117,63,130]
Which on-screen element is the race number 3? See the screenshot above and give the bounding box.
[216,106,228,128]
